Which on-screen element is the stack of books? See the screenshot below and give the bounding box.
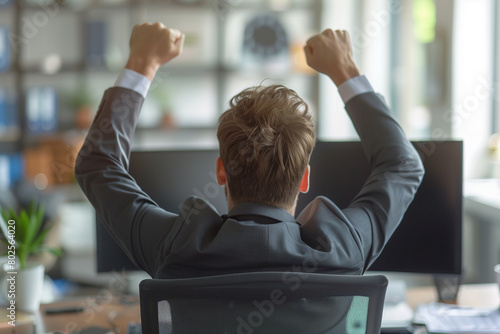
[0,88,18,140]
[25,86,58,134]
[0,153,23,189]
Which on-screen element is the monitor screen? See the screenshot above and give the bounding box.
[96,141,463,275]
[96,149,226,273]
[297,141,463,275]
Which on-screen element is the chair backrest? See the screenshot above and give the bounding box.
[139,272,388,334]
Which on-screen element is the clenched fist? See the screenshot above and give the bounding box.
[125,22,185,81]
[304,29,360,86]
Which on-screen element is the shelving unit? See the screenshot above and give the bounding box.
[0,0,322,188]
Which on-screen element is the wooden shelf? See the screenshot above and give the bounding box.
[17,0,315,12]
[19,64,86,75]
[19,0,132,11]
[19,0,224,11]
[1,0,322,186]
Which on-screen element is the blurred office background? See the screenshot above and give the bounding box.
[0,0,499,296]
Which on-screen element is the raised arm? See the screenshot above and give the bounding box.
[124,22,185,81]
[304,29,425,271]
[74,23,185,275]
[304,29,360,86]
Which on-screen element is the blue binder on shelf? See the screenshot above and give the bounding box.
[0,88,6,134]
[0,25,10,72]
[6,90,18,130]
[86,20,107,68]
[26,87,57,134]
[0,88,17,138]
[0,153,23,189]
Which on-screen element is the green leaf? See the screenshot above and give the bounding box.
[47,247,63,257]
[25,202,43,251]
[16,210,28,241]
[36,205,44,229]
[32,244,63,257]
[29,200,39,216]
[7,208,19,224]
[16,240,26,251]
[30,227,51,250]
[17,247,27,270]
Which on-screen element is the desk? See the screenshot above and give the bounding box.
[36,296,140,333]
[403,284,500,334]
[406,283,499,310]
[4,284,497,333]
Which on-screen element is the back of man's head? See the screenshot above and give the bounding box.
[217,84,316,210]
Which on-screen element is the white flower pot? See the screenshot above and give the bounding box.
[2,262,45,314]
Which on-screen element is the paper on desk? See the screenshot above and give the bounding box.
[414,303,500,333]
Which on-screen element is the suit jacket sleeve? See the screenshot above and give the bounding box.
[342,92,425,271]
[74,87,178,276]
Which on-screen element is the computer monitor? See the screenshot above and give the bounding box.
[95,149,226,272]
[298,141,463,275]
[96,141,463,275]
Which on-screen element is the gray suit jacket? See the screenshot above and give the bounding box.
[75,87,424,279]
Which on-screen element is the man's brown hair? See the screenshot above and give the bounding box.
[217,84,316,210]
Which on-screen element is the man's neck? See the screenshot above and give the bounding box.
[227,201,296,217]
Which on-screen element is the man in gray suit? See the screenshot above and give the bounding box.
[75,23,424,281]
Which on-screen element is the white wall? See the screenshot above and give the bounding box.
[452,0,495,179]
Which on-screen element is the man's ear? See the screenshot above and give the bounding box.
[299,165,310,193]
[216,157,227,186]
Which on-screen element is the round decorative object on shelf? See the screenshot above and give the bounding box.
[243,14,289,60]
[40,53,62,75]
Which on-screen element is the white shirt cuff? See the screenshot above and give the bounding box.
[114,69,151,98]
[337,75,374,104]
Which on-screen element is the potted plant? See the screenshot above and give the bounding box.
[0,202,62,313]
[151,83,176,130]
[67,81,95,130]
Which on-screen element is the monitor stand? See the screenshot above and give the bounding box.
[381,280,414,329]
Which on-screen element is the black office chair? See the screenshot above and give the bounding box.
[139,272,388,334]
